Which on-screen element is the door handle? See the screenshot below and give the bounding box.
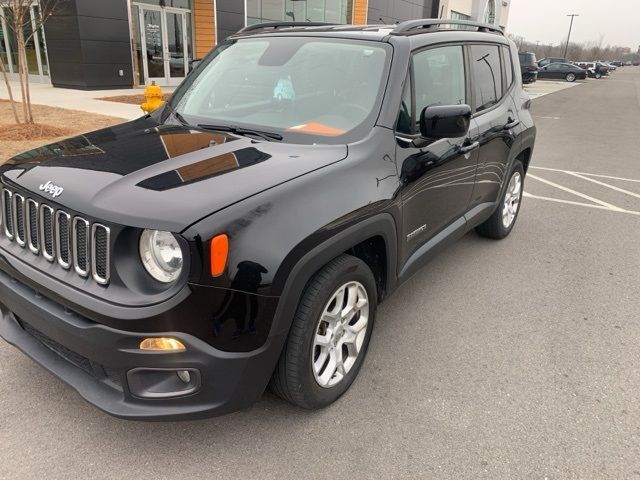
[459,141,480,154]
[504,118,520,130]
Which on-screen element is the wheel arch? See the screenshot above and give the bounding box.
[269,213,398,339]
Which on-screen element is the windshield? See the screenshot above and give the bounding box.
[170,37,391,144]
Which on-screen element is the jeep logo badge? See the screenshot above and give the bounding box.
[39,181,64,198]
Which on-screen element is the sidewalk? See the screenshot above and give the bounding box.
[0,81,176,120]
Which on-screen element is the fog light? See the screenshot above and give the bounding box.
[127,368,201,399]
[177,370,191,383]
[139,337,186,352]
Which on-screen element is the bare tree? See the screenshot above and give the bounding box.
[0,0,65,124]
[0,55,19,122]
[511,33,640,64]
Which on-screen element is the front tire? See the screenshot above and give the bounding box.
[270,255,377,409]
[476,160,525,240]
[566,73,576,82]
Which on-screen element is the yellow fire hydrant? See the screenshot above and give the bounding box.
[140,81,165,114]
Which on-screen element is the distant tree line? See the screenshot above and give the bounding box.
[508,34,640,63]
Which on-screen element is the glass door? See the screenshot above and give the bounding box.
[138,5,189,86]
[139,6,166,84]
[164,9,188,85]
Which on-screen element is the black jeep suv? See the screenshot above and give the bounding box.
[0,19,536,420]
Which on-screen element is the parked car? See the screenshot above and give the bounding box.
[586,62,610,78]
[633,61,640,66]
[518,51,538,83]
[537,62,587,82]
[0,19,536,420]
[611,61,624,67]
[538,57,568,68]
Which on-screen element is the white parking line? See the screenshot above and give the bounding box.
[523,192,640,216]
[524,167,640,216]
[565,172,640,200]
[527,173,622,210]
[530,166,640,184]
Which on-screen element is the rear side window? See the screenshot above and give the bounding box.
[502,47,513,92]
[470,44,503,113]
[412,45,466,128]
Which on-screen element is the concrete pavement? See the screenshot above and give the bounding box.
[0,81,175,120]
[1,68,640,479]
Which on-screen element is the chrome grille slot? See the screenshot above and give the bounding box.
[39,204,55,262]
[26,199,39,253]
[3,189,14,239]
[12,193,26,247]
[72,217,89,277]
[91,224,110,285]
[55,210,71,269]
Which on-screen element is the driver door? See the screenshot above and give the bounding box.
[395,44,478,265]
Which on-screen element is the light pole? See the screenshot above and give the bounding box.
[564,14,579,59]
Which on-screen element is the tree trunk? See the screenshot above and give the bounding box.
[16,27,33,124]
[0,55,21,123]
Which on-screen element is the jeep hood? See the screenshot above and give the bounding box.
[1,117,347,232]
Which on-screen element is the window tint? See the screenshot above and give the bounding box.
[412,46,466,127]
[502,47,513,92]
[471,44,503,112]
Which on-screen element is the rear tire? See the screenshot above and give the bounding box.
[595,72,602,79]
[270,254,377,409]
[476,160,525,240]
[566,73,576,82]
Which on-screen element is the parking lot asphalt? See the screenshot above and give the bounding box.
[1,68,640,480]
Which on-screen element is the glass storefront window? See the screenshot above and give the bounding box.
[22,9,39,74]
[137,0,191,9]
[247,0,351,26]
[33,4,48,75]
[0,14,9,68]
[134,1,193,86]
[0,3,48,78]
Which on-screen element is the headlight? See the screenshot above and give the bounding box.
[139,230,183,283]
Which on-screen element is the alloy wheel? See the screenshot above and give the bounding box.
[502,171,522,228]
[312,281,370,388]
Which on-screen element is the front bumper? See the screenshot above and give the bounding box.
[0,267,286,421]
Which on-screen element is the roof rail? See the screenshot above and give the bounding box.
[238,22,337,34]
[390,19,504,36]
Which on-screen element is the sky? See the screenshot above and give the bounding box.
[507,0,640,49]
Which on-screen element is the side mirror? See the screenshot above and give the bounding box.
[419,104,472,140]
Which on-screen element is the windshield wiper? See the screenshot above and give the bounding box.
[197,124,283,142]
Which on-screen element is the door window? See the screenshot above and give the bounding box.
[412,45,466,129]
[502,46,513,92]
[470,44,503,113]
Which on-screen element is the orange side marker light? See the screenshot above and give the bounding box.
[210,234,229,277]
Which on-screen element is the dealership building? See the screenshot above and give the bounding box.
[0,0,510,89]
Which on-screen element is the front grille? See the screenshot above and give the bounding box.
[40,204,55,261]
[92,224,110,284]
[13,193,26,246]
[2,187,110,285]
[20,321,122,390]
[26,199,39,253]
[55,210,71,269]
[73,217,89,276]
[2,190,14,239]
